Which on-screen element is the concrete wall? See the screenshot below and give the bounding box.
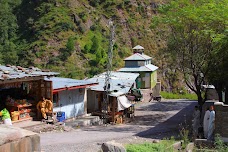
[53,88,85,119]
[136,71,157,89]
[150,71,157,89]
[214,102,228,142]
[0,125,40,152]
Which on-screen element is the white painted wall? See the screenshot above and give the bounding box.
[53,89,85,119]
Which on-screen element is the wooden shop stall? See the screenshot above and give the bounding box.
[0,65,58,122]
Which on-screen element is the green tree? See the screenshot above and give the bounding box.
[66,37,75,54]
[0,0,20,64]
[90,36,100,54]
[207,35,228,102]
[62,54,84,79]
[154,0,227,106]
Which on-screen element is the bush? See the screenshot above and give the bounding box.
[66,37,75,53]
[126,140,175,152]
[78,12,87,22]
[215,134,228,152]
[78,23,86,33]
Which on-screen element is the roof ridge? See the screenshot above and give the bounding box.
[124,54,134,60]
[137,53,147,59]
[124,53,146,60]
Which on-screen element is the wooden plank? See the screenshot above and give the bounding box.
[112,97,116,123]
[12,117,32,123]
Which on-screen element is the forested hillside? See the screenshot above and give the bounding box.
[0,0,166,78]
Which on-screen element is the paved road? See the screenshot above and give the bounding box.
[40,99,197,152]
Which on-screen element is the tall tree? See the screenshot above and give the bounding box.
[207,35,228,102]
[154,0,227,106]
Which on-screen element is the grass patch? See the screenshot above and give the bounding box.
[160,91,197,100]
[126,140,175,152]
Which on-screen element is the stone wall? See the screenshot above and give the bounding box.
[214,102,228,142]
[0,125,40,152]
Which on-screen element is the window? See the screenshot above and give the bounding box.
[53,93,59,107]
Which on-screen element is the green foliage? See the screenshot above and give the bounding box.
[160,91,197,100]
[0,0,167,80]
[90,36,100,53]
[214,134,228,152]
[153,0,228,104]
[78,12,87,22]
[126,140,175,152]
[0,0,20,64]
[179,122,190,149]
[66,36,76,54]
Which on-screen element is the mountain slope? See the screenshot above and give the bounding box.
[1,0,171,82]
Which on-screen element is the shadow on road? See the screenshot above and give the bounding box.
[135,101,197,139]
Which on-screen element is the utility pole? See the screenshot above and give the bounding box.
[102,20,115,124]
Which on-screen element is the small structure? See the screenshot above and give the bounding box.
[87,71,139,123]
[44,77,98,119]
[118,45,158,89]
[0,65,58,122]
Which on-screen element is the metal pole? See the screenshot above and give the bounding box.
[102,20,115,124]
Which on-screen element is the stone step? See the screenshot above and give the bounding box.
[65,116,102,127]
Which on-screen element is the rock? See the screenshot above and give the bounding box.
[194,139,214,148]
[101,141,126,152]
[0,125,23,145]
[0,125,40,152]
[63,126,73,132]
[186,142,194,152]
[172,141,182,151]
[153,139,160,143]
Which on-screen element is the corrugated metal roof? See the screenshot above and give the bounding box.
[133,45,144,50]
[44,77,97,90]
[124,53,151,61]
[87,71,139,97]
[0,65,59,81]
[118,64,158,72]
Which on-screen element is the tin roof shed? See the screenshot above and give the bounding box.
[0,65,59,83]
[87,71,139,97]
[44,77,98,93]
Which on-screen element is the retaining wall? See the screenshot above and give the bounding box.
[0,125,40,152]
[214,102,228,142]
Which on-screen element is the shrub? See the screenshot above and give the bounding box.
[126,140,175,152]
[215,134,228,152]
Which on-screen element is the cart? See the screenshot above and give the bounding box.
[152,82,162,102]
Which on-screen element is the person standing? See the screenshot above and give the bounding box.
[208,106,215,140]
[192,105,200,138]
[203,107,210,138]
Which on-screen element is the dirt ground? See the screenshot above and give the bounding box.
[39,99,197,152]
